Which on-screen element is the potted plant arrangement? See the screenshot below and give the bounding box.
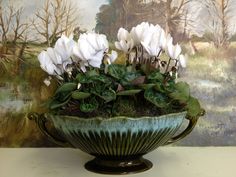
[29,22,205,175]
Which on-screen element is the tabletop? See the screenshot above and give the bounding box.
[0,147,235,177]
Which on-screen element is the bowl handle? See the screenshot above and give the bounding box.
[28,113,71,147]
[165,110,205,145]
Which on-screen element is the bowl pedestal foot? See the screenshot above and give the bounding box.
[85,156,153,174]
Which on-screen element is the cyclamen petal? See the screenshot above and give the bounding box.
[109,50,118,63]
[38,48,65,76]
[117,28,129,41]
[79,39,96,59]
[47,47,62,65]
[179,54,187,68]
[73,43,84,59]
[115,27,134,53]
[97,34,109,50]
[163,34,173,51]
[115,41,123,51]
[38,51,48,72]
[159,29,166,49]
[88,51,104,68]
[38,51,55,75]
[73,32,108,69]
[86,33,99,49]
[174,44,182,59]
[167,40,175,59]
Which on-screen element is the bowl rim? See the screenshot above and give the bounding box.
[44,111,187,122]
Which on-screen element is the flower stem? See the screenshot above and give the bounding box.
[132,46,139,70]
[165,58,171,73]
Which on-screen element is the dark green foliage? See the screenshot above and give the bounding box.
[144,88,168,108]
[48,64,203,119]
[147,70,164,82]
[55,83,77,94]
[169,82,190,103]
[186,97,203,118]
[107,64,126,80]
[93,88,116,103]
[71,91,91,100]
[117,89,142,96]
[80,97,99,113]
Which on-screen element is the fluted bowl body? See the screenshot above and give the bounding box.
[45,111,187,158]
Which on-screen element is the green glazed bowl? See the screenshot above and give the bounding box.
[29,111,199,174]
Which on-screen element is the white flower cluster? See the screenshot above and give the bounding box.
[38,22,186,79]
[38,33,117,76]
[115,22,186,68]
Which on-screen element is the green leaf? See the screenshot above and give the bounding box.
[165,82,176,93]
[102,89,117,102]
[144,89,168,108]
[56,92,72,102]
[49,97,71,109]
[169,82,190,103]
[91,82,106,93]
[108,64,126,80]
[80,98,98,113]
[71,91,91,100]
[117,89,142,96]
[55,83,77,94]
[93,89,116,102]
[147,70,164,82]
[154,83,165,93]
[86,69,99,77]
[123,71,142,82]
[76,73,92,83]
[76,73,84,81]
[186,97,203,118]
[90,75,112,85]
[139,84,156,90]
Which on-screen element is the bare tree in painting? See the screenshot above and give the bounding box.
[0,1,29,45]
[0,0,31,76]
[162,0,193,40]
[179,2,205,54]
[33,0,79,46]
[0,1,15,45]
[12,8,30,44]
[200,0,235,48]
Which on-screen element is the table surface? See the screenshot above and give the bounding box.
[0,147,235,177]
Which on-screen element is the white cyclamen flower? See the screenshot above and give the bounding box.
[115,28,134,53]
[167,40,182,59]
[38,49,64,75]
[106,50,118,64]
[140,24,163,56]
[73,33,109,68]
[54,34,75,64]
[130,22,167,56]
[159,29,170,50]
[130,22,150,45]
[178,54,187,68]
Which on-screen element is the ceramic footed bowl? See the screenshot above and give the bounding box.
[28,111,199,174]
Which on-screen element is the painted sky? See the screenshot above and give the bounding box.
[4,0,108,31]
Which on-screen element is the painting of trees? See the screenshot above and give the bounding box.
[200,0,236,48]
[33,0,80,46]
[0,0,31,75]
[95,0,197,42]
[0,1,29,46]
[96,0,166,40]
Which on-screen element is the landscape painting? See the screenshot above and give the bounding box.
[0,0,236,147]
